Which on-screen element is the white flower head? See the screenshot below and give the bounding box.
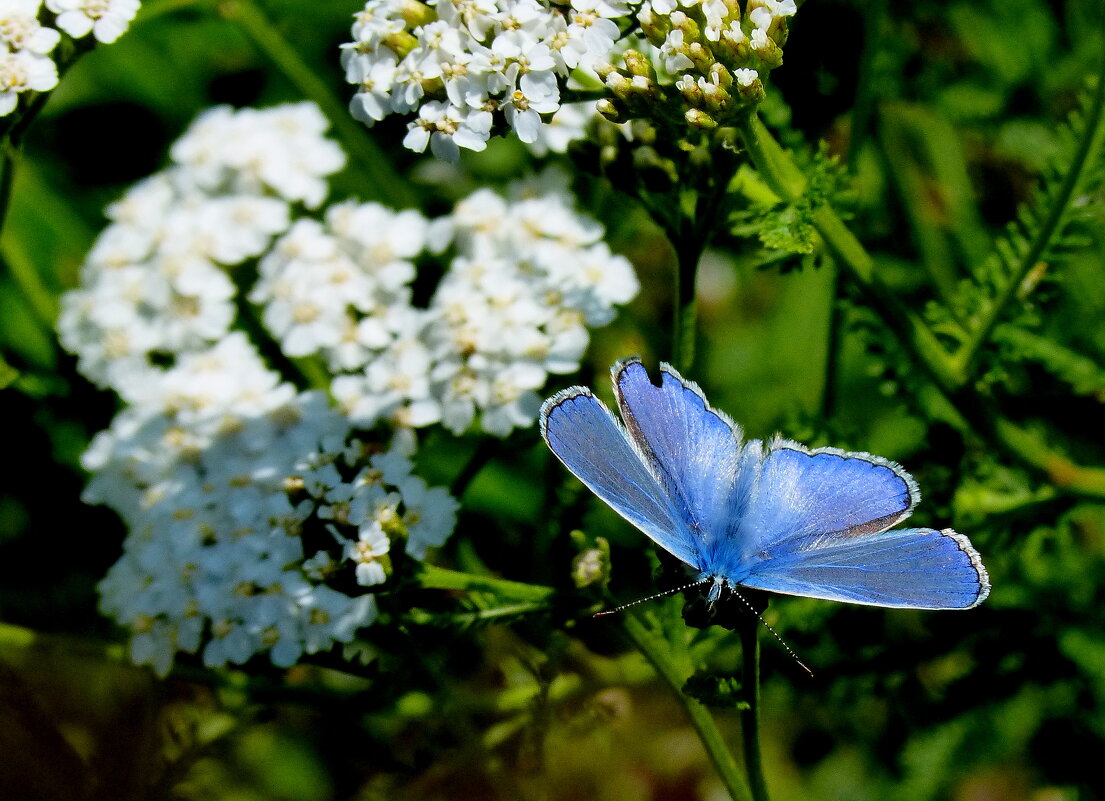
[46,0,141,43]
[1,0,62,53]
[0,48,58,115]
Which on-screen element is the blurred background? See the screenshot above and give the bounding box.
[2,0,1105,798]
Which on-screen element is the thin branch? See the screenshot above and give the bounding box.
[621,611,754,801]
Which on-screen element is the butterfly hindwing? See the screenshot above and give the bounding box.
[733,442,918,555]
[740,527,990,609]
[613,359,741,543]
[540,387,700,567]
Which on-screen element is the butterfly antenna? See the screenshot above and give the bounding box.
[729,590,814,678]
[593,579,712,617]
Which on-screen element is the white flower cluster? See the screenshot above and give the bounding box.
[251,176,639,436]
[59,104,461,676]
[90,334,458,676]
[1,0,140,116]
[341,0,628,159]
[58,102,345,399]
[636,0,797,113]
[340,0,797,155]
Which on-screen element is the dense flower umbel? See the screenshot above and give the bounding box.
[57,102,346,396]
[60,102,638,674]
[86,333,459,676]
[341,0,796,157]
[256,174,639,436]
[606,0,796,130]
[342,0,624,159]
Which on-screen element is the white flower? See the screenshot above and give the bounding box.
[524,101,596,156]
[1,0,62,53]
[400,477,460,558]
[347,522,390,586]
[0,48,58,115]
[46,0,140,43]
[502,69,560,143]
[735,67,759,87]
[403,101,494,161]
[348,55,399,123]
[171,102,345,208]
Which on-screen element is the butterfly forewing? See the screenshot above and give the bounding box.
[614,359,741,545]
[540,387,701,567]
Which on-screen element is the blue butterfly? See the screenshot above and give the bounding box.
[540,358,990,610]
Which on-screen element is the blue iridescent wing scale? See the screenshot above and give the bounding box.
[732,441,919,555]
[540,387,701,567]
[613,358,741,541]
[740,527,990,609]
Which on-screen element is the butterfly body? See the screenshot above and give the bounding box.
[540,358,989,610]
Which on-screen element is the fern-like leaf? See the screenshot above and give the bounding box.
[953,73,1105,377]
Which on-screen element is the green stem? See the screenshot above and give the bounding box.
[819,265,841,419]
[0,143,19,245]
[418,564,556,603]
[622,612,753,801]
[738,111,959,392]
[672,223,702,371]
[738,614,769,801]
[219,0,417,208]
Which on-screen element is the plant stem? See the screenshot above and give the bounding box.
[672,222,702,371]
[819,266,841,419]
[622,612,754,801]
[418,564,556,603]
[219,0,417,208]
[737,111,959,393]
[738,613,769,801]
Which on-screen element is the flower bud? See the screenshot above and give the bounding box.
[593,60,618,78]
[638,4,672,46]
[596,98,623,122]
[623,49,656,81]
[710,62,734,89]
[569,532,610,589]
[685,108,719,129]
[670,11,701,41]
[677,74,705,107]
[605,70,633,100]
[686,42,716,72]
[572,547,610,588]
[401,0,436,28]
[734,69,766,104]
[698,76,731,115]
[749,27,783,68]
[627,74,659,101]
[383,30,420,59]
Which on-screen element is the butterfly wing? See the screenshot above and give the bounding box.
[540,386,701,567]
[613,359,742,541]
[723,443,987,609]
[739,527,990,609]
